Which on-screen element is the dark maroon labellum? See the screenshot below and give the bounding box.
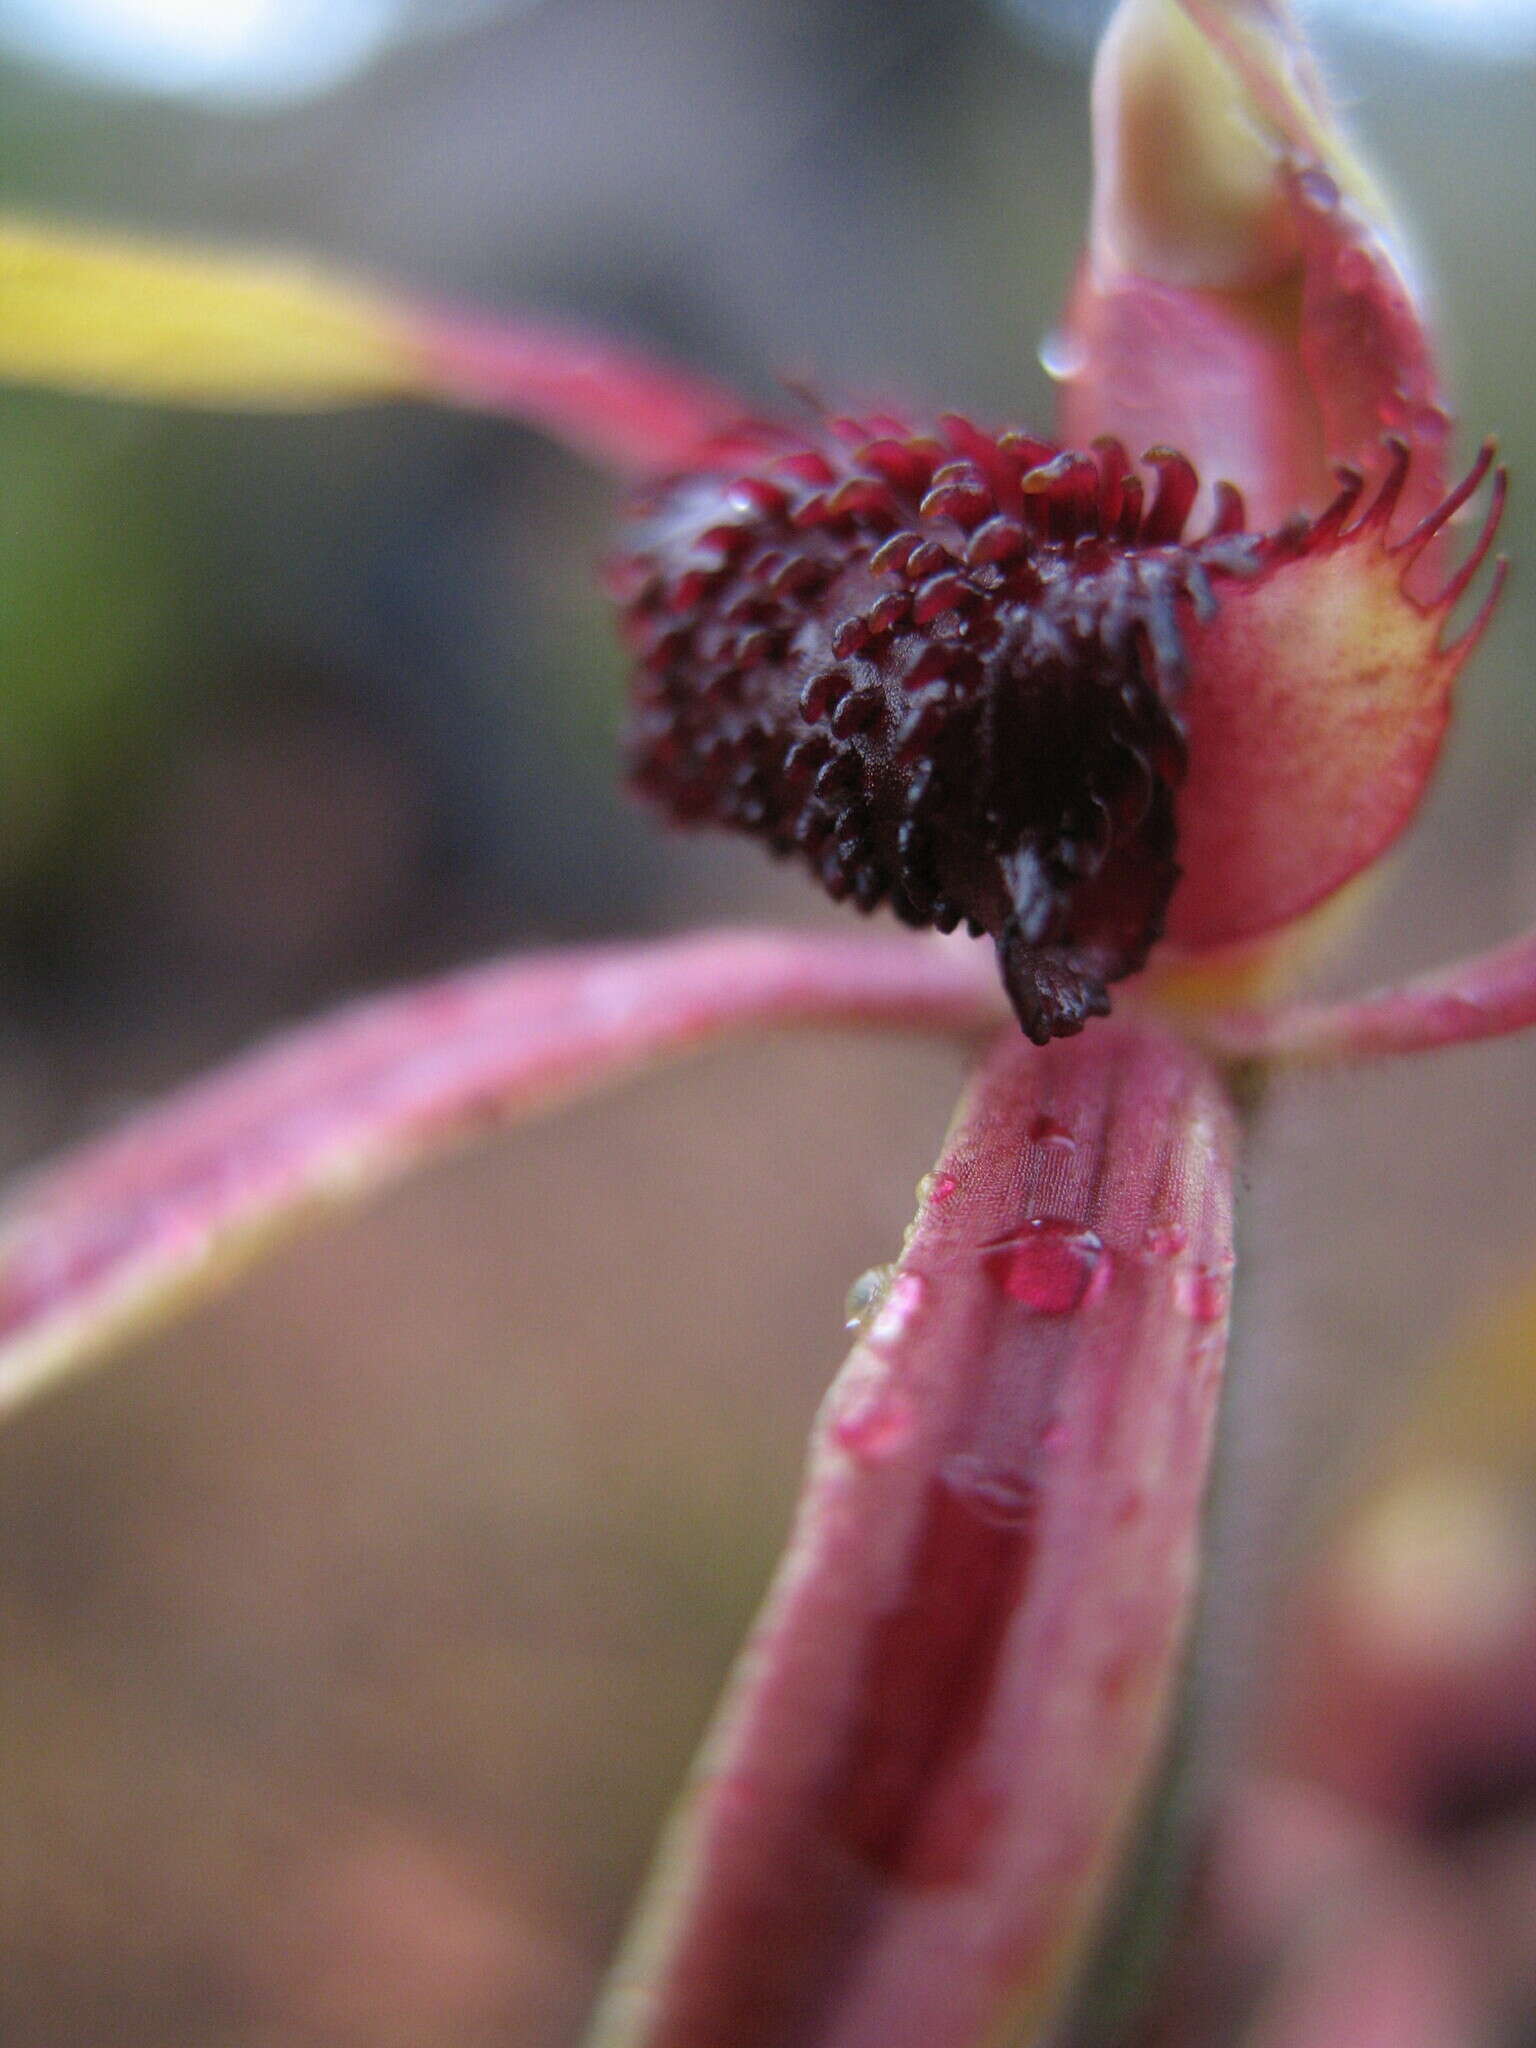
[613,409,1255,1041]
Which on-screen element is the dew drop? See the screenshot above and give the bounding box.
[834,1385,916,1462]
[918,1170,960,1206]
[1028,1113,1077,1152]
[1175,1264,1231,1324]
[988,1218,1106,1313]
[1037,328,1086,383]
[869,1271,927,1346]
[844,1263,895,1331]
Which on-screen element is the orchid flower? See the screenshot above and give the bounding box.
[0,3,1529,2044]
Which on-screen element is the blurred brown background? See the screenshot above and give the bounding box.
[0,3,1532,2042]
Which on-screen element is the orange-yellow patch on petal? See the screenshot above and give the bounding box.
[1168,444,1507,949]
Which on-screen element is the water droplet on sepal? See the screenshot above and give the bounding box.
[1174,1264,1231,1324]
[985,1218,1108,1313]
[869,1271,927,1346]
[844,1263,895,1331]
[1038,327,1086,383]
[833,1385,916,1462]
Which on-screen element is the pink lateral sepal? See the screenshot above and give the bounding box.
[409,304,752,473]
[0,928,1004,1418]
[588,1019,1237,2048]
[1200,918,1536,1066]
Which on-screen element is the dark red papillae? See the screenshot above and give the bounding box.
[590,1020,1236,2048]
[617,412,1259,1042]
[0,928,1005,1417]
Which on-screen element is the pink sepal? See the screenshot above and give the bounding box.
[1202,920,1536,1066]
[0,928,1003,1417]
[590,1020,1237,2048]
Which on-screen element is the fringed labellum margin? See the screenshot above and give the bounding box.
[616,413,1506,1039]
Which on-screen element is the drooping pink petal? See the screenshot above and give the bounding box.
[588,1019,1237,2048]
[0,214,748,474]
[0,928,1003,1419]
[1199,914,1536,1065]
[1061,0,1448,528]
[408,303,751,473]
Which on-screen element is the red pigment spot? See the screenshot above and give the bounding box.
[1175,1265,1231,1324]
[989,1218,1106,1313]
[825,1465,1037,1885]
[928,1171,959,1204]
[1098,1649,1139,1709]
[1028,1113,1077,1151]
[1142,1222,1188,1259]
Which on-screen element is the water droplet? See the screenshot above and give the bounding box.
[1142,1222,1189,1259]
[1174,1265,1231,1324]
[844,1263,895,1331]
[917,1169,959,1207]
[1295,166,1339,211]
[1037,328,1086,383]
[988,1218,1106,1313]
[942,1453,1038,1531]
[834,1385,916,1462]
[1028,1113,1077,1152]
[869,1271,927,1346]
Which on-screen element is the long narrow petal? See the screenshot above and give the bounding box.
[409,306,748,473]
[0,215,744,470]
[589,1019,1237,2048]
[1199,918,1536,1065]
[0,929,1003,1420]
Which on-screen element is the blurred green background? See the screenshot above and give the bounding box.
[0,3,1532,2043]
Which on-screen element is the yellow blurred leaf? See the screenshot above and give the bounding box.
[0,215,429,408]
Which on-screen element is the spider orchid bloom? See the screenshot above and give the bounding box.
[0,4,1530,2046]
